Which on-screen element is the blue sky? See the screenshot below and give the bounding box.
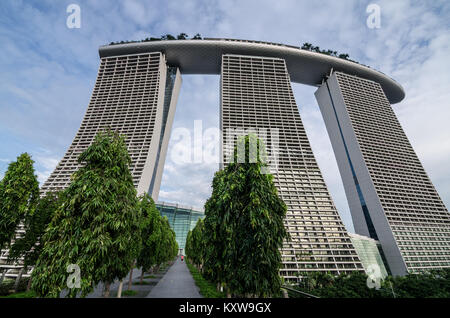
[1,0,449,232]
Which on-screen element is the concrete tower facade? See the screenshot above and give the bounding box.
[315,71,450,275]
[221,54,363,279]
[41,52,181,199]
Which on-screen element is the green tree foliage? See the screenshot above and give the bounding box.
[109,33,202,45]
[8,191,62,270]
[0,153,39,251]
[136,194,162,274]
[177,33,189,40]
[201,169,227,287]
[297,269,450,298]
[301,42,350,61]
[31,130,140,297]
[381,269,450,298]
[137,195,178,278]
[222,135,288,297]
[185,230,192,256]
[158,216,178,265]
[303,271,381,298]
[161,34,176,41]
[185,219,205,269]
[199,134,289,297]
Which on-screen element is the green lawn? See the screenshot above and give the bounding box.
[0,290,36,298]
[186,261,225,298]
[133,281,153,285]
[121,290,138,296]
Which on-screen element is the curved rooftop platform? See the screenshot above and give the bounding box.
[99,38,405,104]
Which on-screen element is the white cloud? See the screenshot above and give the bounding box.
[35,155,60,185]
[122,0,158,28]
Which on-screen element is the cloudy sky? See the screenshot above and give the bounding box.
[0,0,449,232]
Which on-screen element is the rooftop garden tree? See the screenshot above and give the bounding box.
[177,33,189,40]
[161,34,176,41]
[301,42,351,61]
[31,129,141,298]
[108,33,202,45]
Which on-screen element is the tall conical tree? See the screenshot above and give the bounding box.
[188,218,205,269]
[203,169,227,288]
[31,130,141,297]
[204,134,289,297]
[156,216,177,267]
[136,194,161,284]
[0,153,39,251]
[8,191,62,275]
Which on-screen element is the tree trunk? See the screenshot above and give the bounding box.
[117,280,123,298]
[14,268,24,292]
[140,272,144,285]
[127,260,136,290]
[27,275,32,291]
[226,287,231,298]
[0,270,6,285]
[217,282,221,292]
[103,282,111,298]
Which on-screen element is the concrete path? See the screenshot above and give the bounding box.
[147,258,202,298]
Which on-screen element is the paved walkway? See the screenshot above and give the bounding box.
[146,258,202,298]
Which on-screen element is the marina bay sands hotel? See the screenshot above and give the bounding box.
[41,38,450,279]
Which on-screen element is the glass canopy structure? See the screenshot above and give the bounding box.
[156,201,204,253]
[348,232,389,279]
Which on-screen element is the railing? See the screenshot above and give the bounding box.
[156,201,204,213]
[281,285,320,298]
